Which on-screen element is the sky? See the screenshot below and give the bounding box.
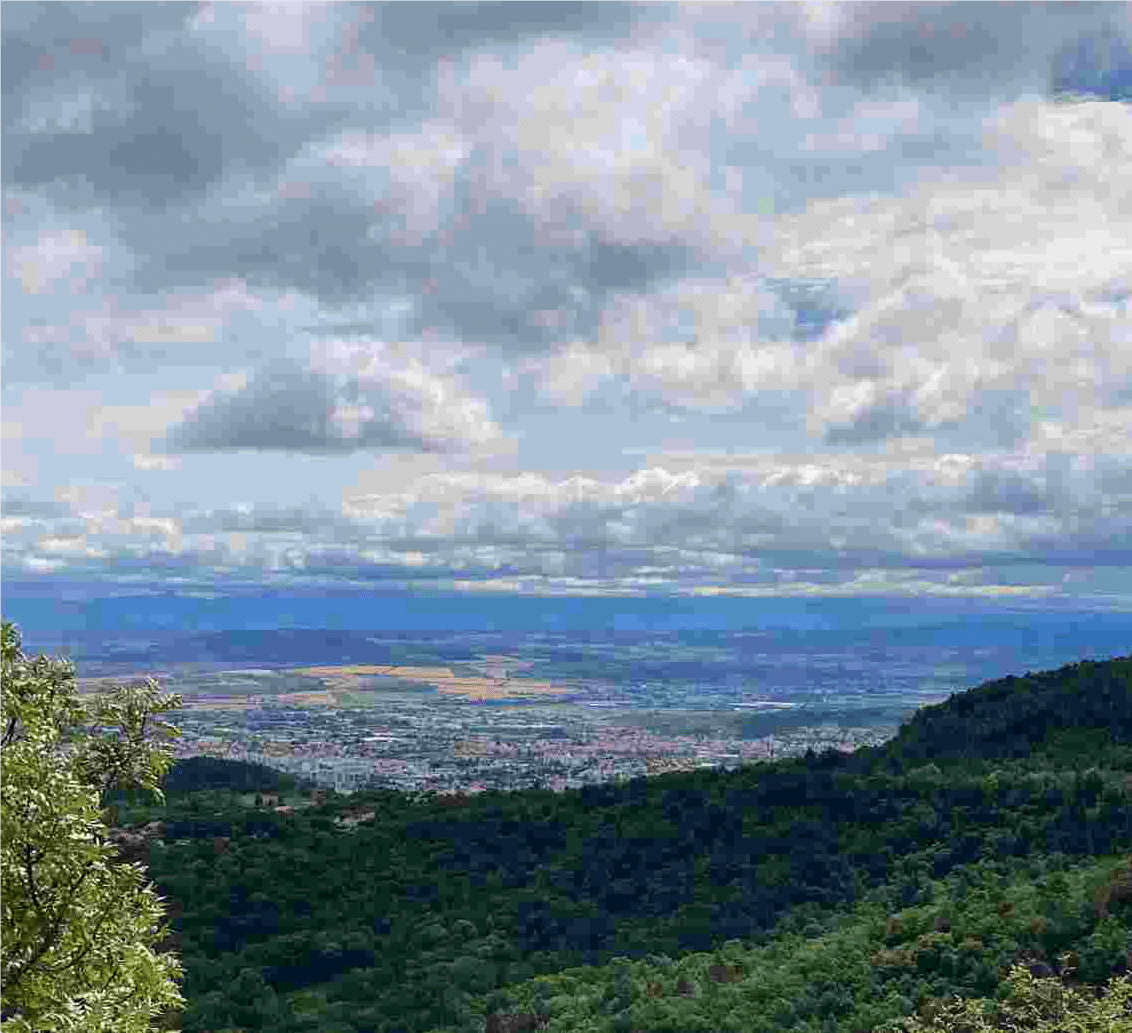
[3,1,1132,608]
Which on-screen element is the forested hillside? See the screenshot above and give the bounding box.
[848,655,1132,772]
[106,755,312,800]
[105,654,1132,1032]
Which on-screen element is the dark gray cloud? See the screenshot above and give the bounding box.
[826,2,1014,86]
[136,188,393,303]
[156,359,482,455]
[1,2,197,107]
[0,490,72,519]
[367,2,652,60]
[3,4,330,210]
[825,2,1122,95]
[963,468,1051,515]
[823,400,925,446]
[414,226,697,352]
[133,175,697,349]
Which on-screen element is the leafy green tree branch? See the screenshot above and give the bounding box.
[1,619,186,1033]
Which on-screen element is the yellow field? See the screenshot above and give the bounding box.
[286,663,574,701]
[76,663,577,707]
[289,664,455,685]
[276,691,337,706]
[432,679,573,700]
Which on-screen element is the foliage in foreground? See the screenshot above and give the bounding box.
[0,620,185,1032]
[879,960,1132,1031]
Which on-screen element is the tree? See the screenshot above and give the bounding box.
[876,962,1132,1032]
[1,620,186,1032]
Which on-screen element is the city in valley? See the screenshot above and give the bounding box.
[77,654,914,796]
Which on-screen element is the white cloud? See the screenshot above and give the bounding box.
[9,228,104,295]
[237,2,334,55]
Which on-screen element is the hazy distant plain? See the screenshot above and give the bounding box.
[11,588,1131,714]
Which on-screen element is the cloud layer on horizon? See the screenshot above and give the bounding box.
[3,1,1131,605]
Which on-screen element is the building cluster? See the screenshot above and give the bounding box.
[169,695,896,795]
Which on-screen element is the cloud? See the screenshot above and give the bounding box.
[3,6,303,208]
[4,275,288,386]
[819,2,1122,94]
[6,452,1130,597]
[232,2,339,56]
[365,2,649,61]
[753,97,1132,445]
[157,342,502,455]
[134,184,396,304]
[962,466,1054,516]
[3,2,1131,604]
[8,227,103,295]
